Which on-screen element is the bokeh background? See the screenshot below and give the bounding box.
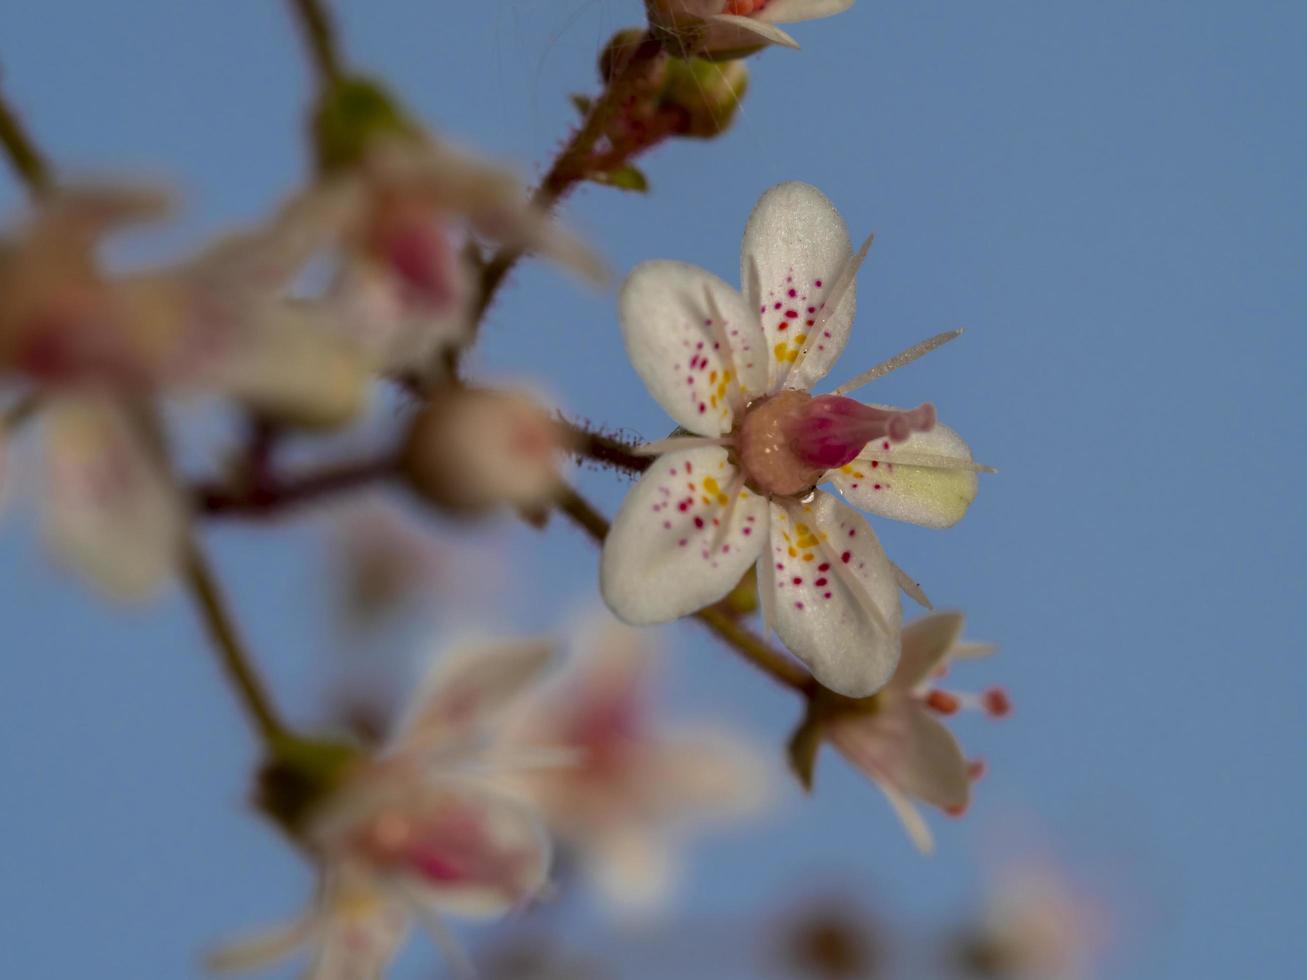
[2,1,1304,977]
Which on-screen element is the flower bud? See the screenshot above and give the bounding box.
[402,388,563,516]
[661,57,749,139]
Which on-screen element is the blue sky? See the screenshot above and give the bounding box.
[1,1,1304,977]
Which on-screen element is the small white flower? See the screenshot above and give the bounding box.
[962,860,1105,980]
[319,138,605,376]
[502,616,767,914]
[826,611,1004,853]
[212,639,556,979]
[0,185,366,597]
[648,0,855,57]
[602,181,987,697]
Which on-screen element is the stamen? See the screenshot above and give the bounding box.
[633,435,729,456]
[856,449,998,474]
[891,559,932,610]
[830,328,963,396]
[925,689,961,715]
[967,758,987,782]
[982,687,1011,718]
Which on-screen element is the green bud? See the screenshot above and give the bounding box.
[311,75,419,174]
[661,57,749,139]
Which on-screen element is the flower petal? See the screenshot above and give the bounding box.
[602,447,768,624]
[829,416,981,528]
[757,0,857,25]
[739,182,855,391]
[589,827,677,914]
[876,776,935,855]
[332,246,475,373]
[308,868,409,980]
[620,261,767,437]
[703,14,800,52]
[382,780,552,920]
[206,301,370,429]
[829,705,969,812]
[374,139,605,285]
[643,730,770,820]
[764,494,901,697]
[895,611,966,691]
[393,638,553,754]
[42,393,185,598]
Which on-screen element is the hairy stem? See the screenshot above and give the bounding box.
[558,418,652,475]
[471,32,665,322]
[554,484,812,694]
[195,449,401,518]
[285,0,345,86]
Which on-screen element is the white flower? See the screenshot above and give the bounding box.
[321,138,605,376]
[502,616,767,914]
[648,0,855,57]
[0,185,367,598]
[962,860,1104,980]
[601,181,987,697]
[212,639,556,979]
[825,611,1005,853]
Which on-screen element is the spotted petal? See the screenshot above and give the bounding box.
[829,416,980,528]
[602,447,768,624]
[740,182,855,391]
[761,494,901,697]
[620,261,767,438]
[42,393,185,598]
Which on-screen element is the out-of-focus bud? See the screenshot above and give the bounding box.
[312,76,419,175]
[661,56,749,138]
[402,388,563,516]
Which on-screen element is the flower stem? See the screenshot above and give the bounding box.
[553,484,813,694]
[0,81,51,193]
[182,539,289,745]
[472,32,665,322]
[195,449,401,518]
[285,0,345,87]
[558,418,651,475]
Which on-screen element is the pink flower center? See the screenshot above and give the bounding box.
[784,395,936,470]
[724,0,768,14]
[735,391,935,498]
[369,208,461,313]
